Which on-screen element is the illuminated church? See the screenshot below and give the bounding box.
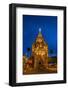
[23,28,49,74]
[32,28,48,70]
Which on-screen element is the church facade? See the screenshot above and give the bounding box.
[23,28,57,74]
[23,28,49,74]
[32,28,48,71]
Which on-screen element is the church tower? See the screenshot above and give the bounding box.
[32,28,48,71]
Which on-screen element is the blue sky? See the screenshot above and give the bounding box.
[23,15,57,57]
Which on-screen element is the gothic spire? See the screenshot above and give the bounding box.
[38,28,42,37]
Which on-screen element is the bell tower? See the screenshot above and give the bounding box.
[32,28,48,71]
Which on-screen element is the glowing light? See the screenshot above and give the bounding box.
[39,28,41,32]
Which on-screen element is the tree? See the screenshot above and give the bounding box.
[27,48,31,52]
[49,49,53,54]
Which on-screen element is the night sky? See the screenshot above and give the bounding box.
[23,15,57,57]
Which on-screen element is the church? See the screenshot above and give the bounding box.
[32,28,48,70]
[23,28,57,74]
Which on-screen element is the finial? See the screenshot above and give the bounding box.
[39,28,41,33]
[38,28,42,37]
